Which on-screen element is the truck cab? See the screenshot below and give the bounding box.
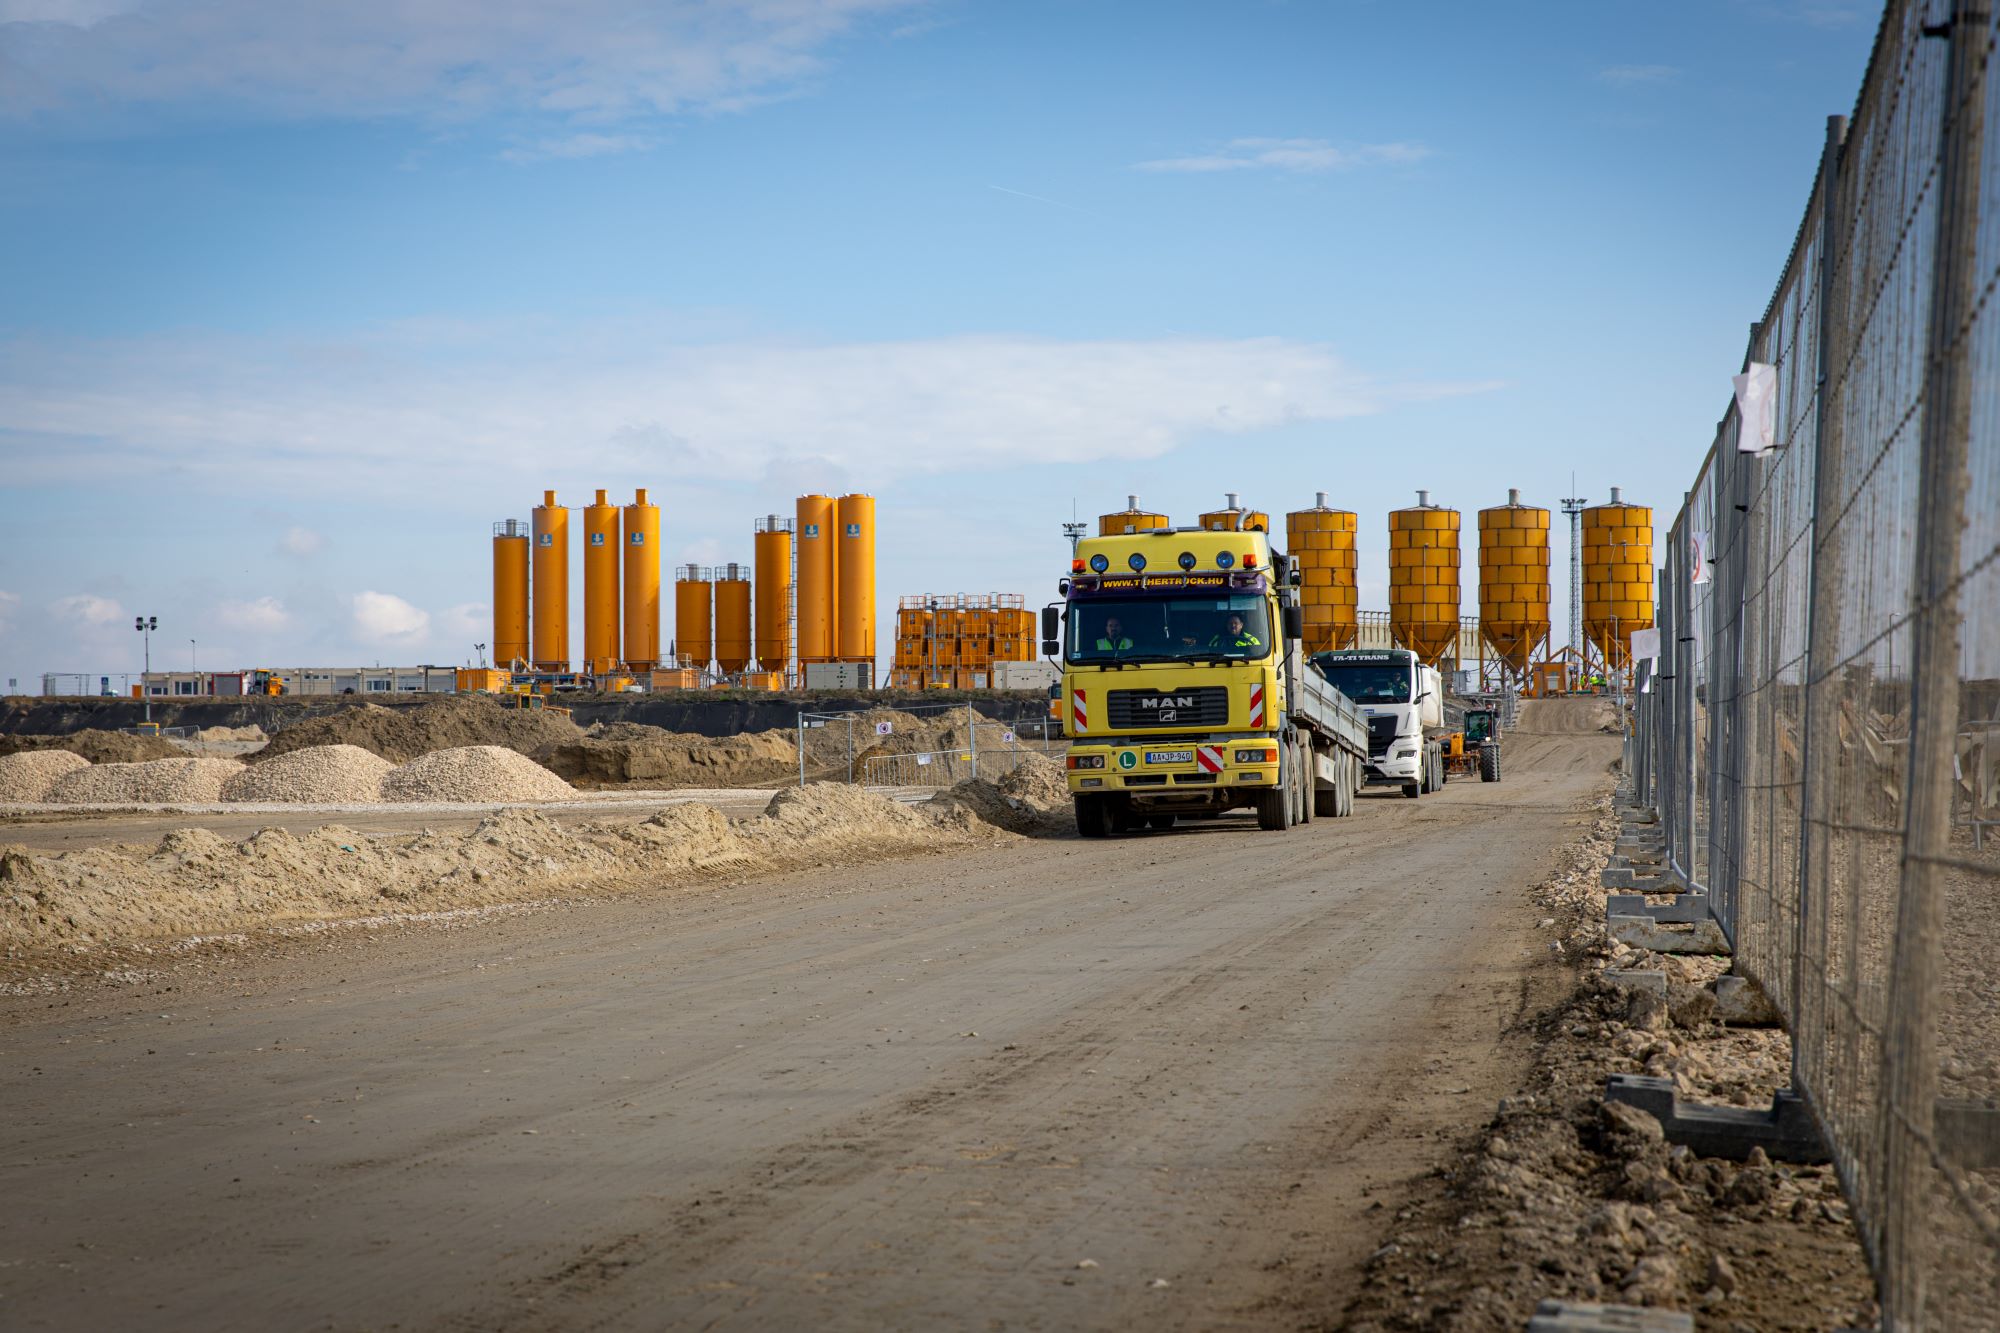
[1309,649,1444,798]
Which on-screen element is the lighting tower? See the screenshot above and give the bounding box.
[1062,521,1088,557]
[1560,492,1587,689]
[133,614,157,722]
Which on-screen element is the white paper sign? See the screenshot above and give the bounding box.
[1732,362,1778,455]
[1691,531,1711,585]
[875,721,892,735]
[916,754,931,766]
[1002,730,1016,743]
[1630,627,1661,662]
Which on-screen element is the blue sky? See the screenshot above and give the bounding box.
[0,0,1880,688]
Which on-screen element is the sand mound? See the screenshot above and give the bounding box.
[46,757,244,805]
[583,720,672,742]
[256,695,584,765]
[0,750,90,802]
[382,746,580,803]
[197,724,266,743]
[927,754,1072,836]
[534,730,799,789]
[221,745,392,803]
[1516,698,1623,735]
[998,753,1068,807]
[0,730,184,763]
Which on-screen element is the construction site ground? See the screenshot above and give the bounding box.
[2,702,1632,1330]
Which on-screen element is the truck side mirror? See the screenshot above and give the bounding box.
[1283,605,1303,642]
[1040,605,1061,657]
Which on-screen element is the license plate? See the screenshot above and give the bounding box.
[1146,750,1193,765]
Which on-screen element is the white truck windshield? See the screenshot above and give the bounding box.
[1068,595,1271,664]
[1313,663,1412,703]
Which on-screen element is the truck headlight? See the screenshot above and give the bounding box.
[1397,746,1416,758]
[1067,754,1106,770]
[1234,748,1275,763]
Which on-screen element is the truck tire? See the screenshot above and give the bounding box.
[1256,785,1291,831]
[1295,739,1313,825]
[1147,814,1177,830]
[1314,786,1339,818]
[1480,743,1500,783]
[1402,781,1421,799]
[1075,794,1113,838]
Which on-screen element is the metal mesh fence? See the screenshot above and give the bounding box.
[1633,3,1998,1323]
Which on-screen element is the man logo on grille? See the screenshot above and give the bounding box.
[1140,696,1196,711]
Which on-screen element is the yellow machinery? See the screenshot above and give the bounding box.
[796,494,837,663]
[531,490,569,671]
[1286,492,1358,653]
[621,488,661,672]
[1388,489,1460,667]
[491,518,530,669]
[1098,494,1167,536]
[835,493,876,665]
[582,489,621,674]
[714,563,753,674]
[673,564,713,671]
[1583,487,1655,671]
[1198,491,1270,534]
[754,515,793,677]
[1477,489,1551,682]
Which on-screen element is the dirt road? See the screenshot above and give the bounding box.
[0,707,1617,1330]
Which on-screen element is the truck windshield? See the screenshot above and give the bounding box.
[1312,663,1411,703]
[1068,595,1271,663]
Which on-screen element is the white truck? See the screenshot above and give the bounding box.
[1309,649,1448,799]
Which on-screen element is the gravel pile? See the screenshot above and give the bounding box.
[197,724,267,743]
[381,746,580,803]
[221,744,392,803]
[47,757,244,804]
[0,750,90,802]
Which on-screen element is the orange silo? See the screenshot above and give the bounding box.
[1285,493,1358,653]
[582,489,620,673]
[621,488,661,671]
[1199,492,1271,534]
[835,494,876,666]
[1099,495,1168,536]
[754,515,793,675]
[714,563,752,675]
[530,490,570,671]
[1478,489,1551,680]
[491,518,530,669]
[1388,490,1461,668]
[1583,487,1655,670]
[674,564,713,672]
[796,494,837,663]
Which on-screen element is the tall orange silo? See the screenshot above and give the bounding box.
[674,565,713,672]
[1477,489,1551,680]
[1388,490,1460,668]
[621,488,661,671]
[1098,495,1168,536]
[714,563,752,675]
[530,490,569,671]
[1285,493,1358,653]
[491,518,530,669]
[582,488,620,673]
[796,494,837,663]
[1199,492,1271,534]
[835,494,876,666]
[1583,487,1655,670]
[754,515,793,675]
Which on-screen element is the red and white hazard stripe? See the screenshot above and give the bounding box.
[1071,687,1088,732]
[1247,682,1265,727]
[1196,745,1225,774]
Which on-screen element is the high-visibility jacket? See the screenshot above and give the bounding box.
[1209,632,1262,649]
[1096,636,1133,650]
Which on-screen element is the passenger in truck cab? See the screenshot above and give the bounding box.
[1210,612,1262,652]
[1095,616,1133,652]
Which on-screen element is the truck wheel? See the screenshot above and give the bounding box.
[1074,794,1111,838]
[1295,739,1313,825]
[1256,786,1291,831]
[1402,781,1421,799]
[1147,814,1177,830]
[1108,803,1137,836]
[1314,786,1339,818]
[1480,744,1500,783]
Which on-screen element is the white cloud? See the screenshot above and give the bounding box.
[351,591,430,641]
[279,525,324,557]
[53,592,124,625]
[500,132,654,164]
[216,595,289,632]
[1136,138,1431,175]
[0,322,1496,496]
[0,0,926,128]
[1595,64,1679,87]
[0,589,19,630]
[439,602,488,640]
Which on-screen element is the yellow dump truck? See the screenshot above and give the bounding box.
[1043,525,1368,836]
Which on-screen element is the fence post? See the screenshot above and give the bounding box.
[967,702,978,779]
[1881,5,1986,1325]
[797,712,806,787]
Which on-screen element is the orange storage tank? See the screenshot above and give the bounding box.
[714,563,752,675]
[582,489,620,673]
[674,565,713,671]
[491,518,530,669]
[835,494,875,664]
[1477,489,1551,679]
[754,515,793,675]
[1387,489,1460,668]
[1583,487,1655,670]
[796,495,837,663]
[1099,494,1167,536]
[530,490,569,671]
[621,489,661,671]
[1285,493,1357,653]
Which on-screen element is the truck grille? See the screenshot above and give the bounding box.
[1367,714,1399,758]
[1105,686,1230,729]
